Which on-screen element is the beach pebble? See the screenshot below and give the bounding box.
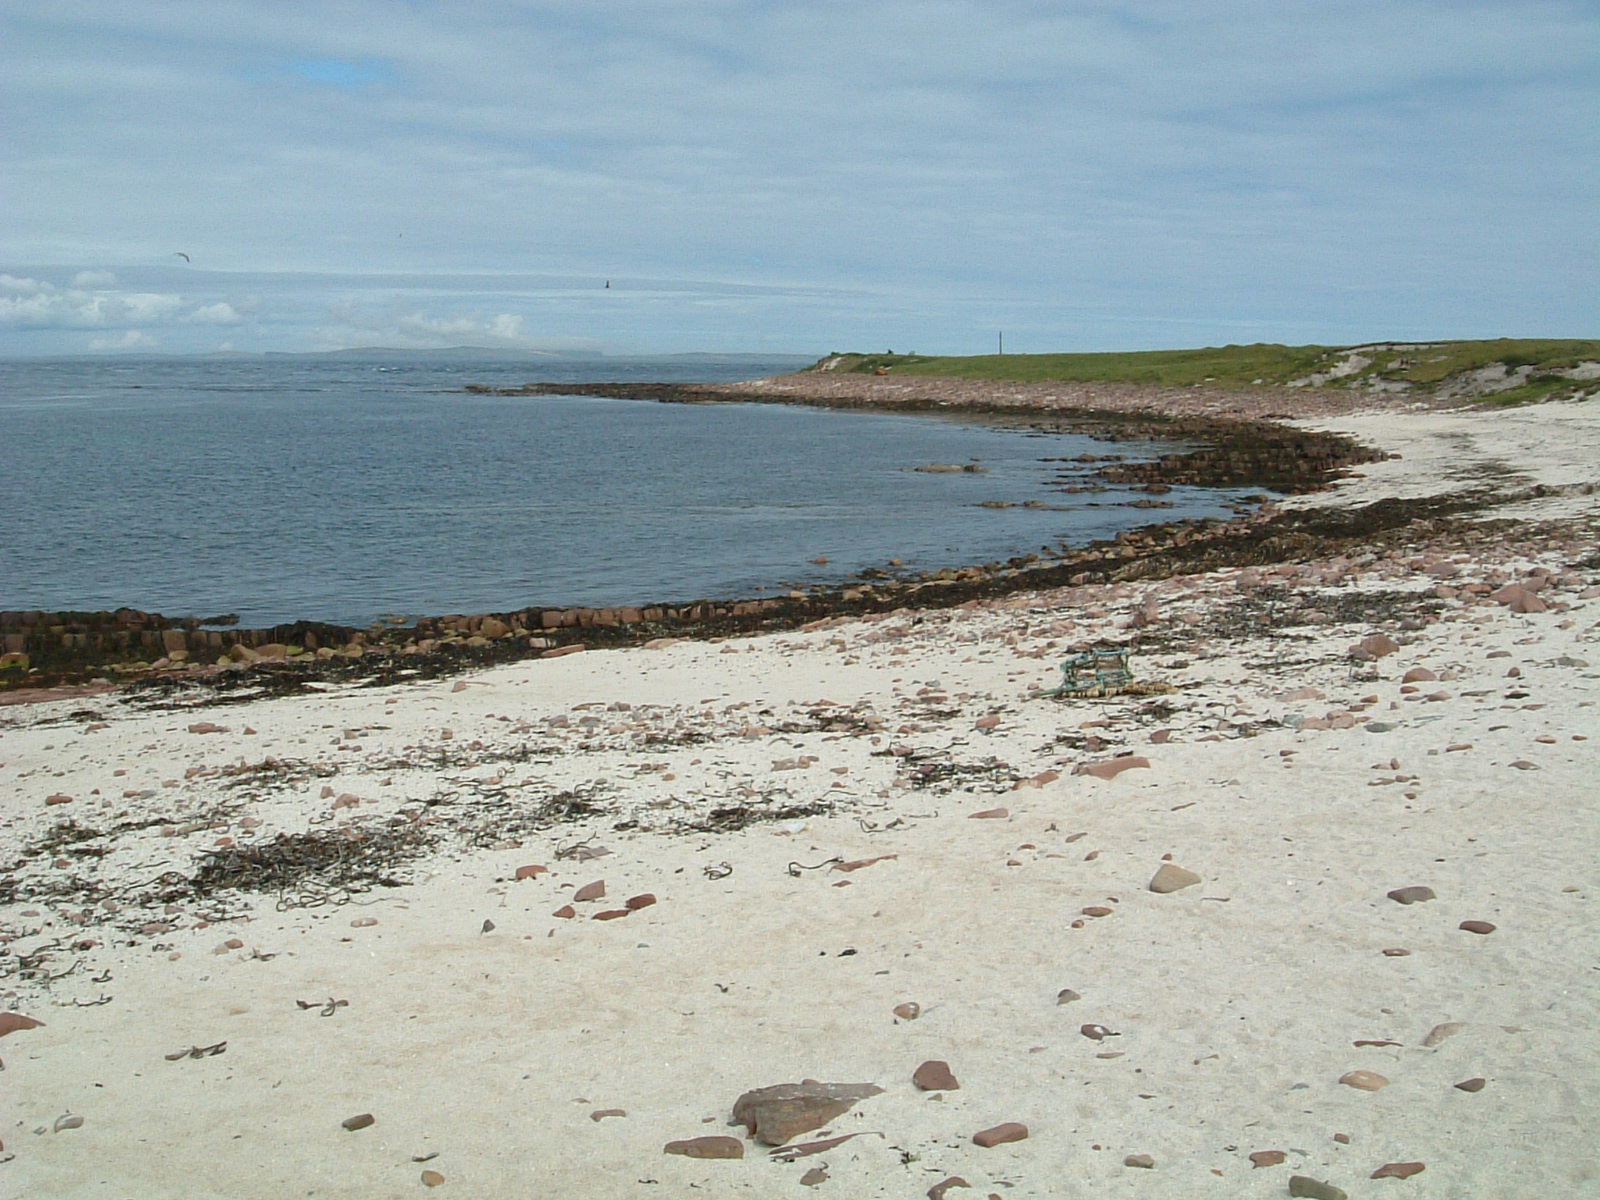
[1124,1154,1155,1169]
[593,909,630,921]
[420,1169,445,1187]
[625,893,657,910]
[1401,667,1436,683]
[1149,863,1201,893]
[913,1060,960,1090]
[187,722,228,734]
[973,1122,1028,1148]
[1082,905,1114,917]
[800,1166,828,1186]
[927,1177,971,1199]
[573,880,606,902]
[349,917,378,928]
[342,1113,375,1131]
[1289,1177,1349,1200]
[1509,760,1539,770]
[968,807,1009,819]
[975,714,1001,730]
[44,793,73,805]
[1080,1024,1118,1041]
[552,905,576,919]
[1454,1077,1487,1092]
[1422,1022,1466,1047]
[1251,1150,1288,1168]
[514,864,548,880]
[664,1136,744,1159]
[1386,886,1435,904]
[53,1114,84,1132]
[1339,1070,1388,1091]
[1056,988,1082,1005]
[1370,1162,1425,1180]
[1381,948,1411,957]
[590,1108,627,1120]
[893,1002,921,1021]
[1459,920,1496,934]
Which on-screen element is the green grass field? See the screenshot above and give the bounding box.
[815,339,1600,403]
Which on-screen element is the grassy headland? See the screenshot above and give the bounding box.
[816,338,1600,404]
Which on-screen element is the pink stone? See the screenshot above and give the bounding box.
[968,807,1009,819]
[928,1178,971,1200]
[1459,920,1496,934]
[44,793,73,805]
[1370,1162,1425,1180]
[1074,756,1150,780]
[912,1060,959,1090]
[514,864,548,880]
[573,880,606,902]
[540,644,588,658]
[1339,1070,1389,1091]
[593,908,630,921]
[625,893,658,910]
[1359,634,1400,658]
[552,905,576,919]
[973,1122,1028,1148]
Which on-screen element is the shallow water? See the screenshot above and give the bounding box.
[0,355,1254,626]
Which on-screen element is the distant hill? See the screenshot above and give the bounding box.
[813,339,1600,405]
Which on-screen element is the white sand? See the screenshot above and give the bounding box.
[3,400,1597,1198]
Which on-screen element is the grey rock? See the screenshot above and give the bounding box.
[1288,1176,1348,1200]
[1148,863,1201,893]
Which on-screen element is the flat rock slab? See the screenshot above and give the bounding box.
[731,1081,883,1146]
[664,1135,744,1159]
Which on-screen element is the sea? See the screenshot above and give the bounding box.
[0,354,1259,629]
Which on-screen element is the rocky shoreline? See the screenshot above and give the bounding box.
[3,379,1391,697]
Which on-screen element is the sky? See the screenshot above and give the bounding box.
[2,0,1596,357]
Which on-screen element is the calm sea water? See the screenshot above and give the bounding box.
[0,355,1252,628]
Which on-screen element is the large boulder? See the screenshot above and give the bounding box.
[730,1081,883,1146]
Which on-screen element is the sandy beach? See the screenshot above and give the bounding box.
[3,387,1597,1198]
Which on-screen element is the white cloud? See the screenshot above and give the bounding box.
[0,275,186,329]
[72,269,117,288]
[186,301,242,324]
[88,329,156,351]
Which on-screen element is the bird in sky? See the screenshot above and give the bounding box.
[172,251,190,262]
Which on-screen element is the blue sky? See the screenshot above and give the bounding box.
[2,0,1596,356]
